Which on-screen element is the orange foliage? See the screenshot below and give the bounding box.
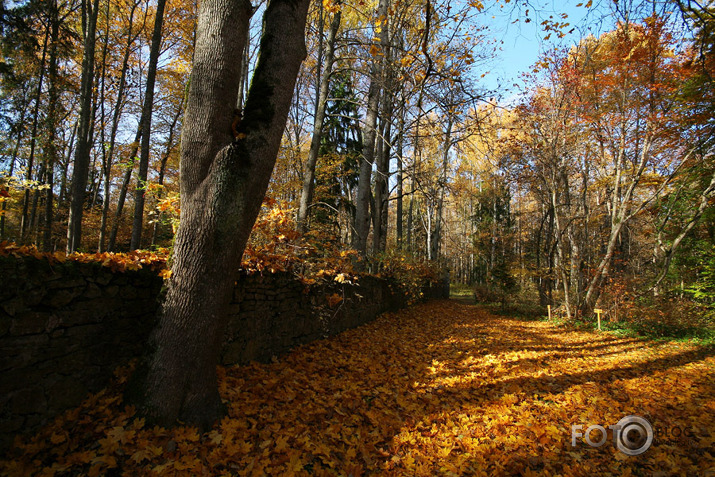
[2,301,712,476]
[0,198,443,295]
[0,241,169,274]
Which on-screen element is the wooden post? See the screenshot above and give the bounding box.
[594,309,603,331]
[547,305,551,321]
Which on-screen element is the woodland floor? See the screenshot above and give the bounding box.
[1,300,714,476]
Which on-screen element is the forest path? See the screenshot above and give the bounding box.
[3,300,714,476]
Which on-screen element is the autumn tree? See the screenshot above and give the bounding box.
[297,5,341,234]
[127,0,311,428]
[66,0,100,253]
[129,0,167,251]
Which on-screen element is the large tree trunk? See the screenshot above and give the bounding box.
[128,0,310,430]
[296,11,341,233]
[66,0,100,252]
[130,0,167,250]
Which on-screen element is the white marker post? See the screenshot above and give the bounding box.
[594,309,603,331]
[547,305,551,321]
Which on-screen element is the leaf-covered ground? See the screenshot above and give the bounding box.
[2,300,713,476]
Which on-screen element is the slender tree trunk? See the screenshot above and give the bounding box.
[581,136,653,313]
[58,120,78,206]
[42,5,59,251]
[151,106,182,246]
[353,0,389,254]
[235,34,249,112]
[130,0,167,250]
[652,170,715,290]
[431,116,453,261]
[20,27,50,242]
[297,11,341,233]
[108,121,142,251]
[373,56,395,254]
[98,0,140,252]
[42,0,60,252]
[28,162,46,244]
[395,95,405,247]
[1,85,28,239]
[407,176,414,252]
[127,0,310,430]
[66,0,101,252]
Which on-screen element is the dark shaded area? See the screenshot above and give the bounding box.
[0,255,448,453]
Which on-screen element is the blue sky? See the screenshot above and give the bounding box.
[475,0,613,100]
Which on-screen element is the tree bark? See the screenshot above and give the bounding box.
[128,0,310,430]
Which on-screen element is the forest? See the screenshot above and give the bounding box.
[1,0,713,335]
[1,0,714,473]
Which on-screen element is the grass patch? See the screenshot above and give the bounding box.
[449,283,473,299]
[539,309,715,347]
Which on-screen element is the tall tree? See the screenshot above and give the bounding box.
[66,0,101,252]
[130,0,167,250]
[41,0,62,251]
[98,0,142,252]
[353,0,390,255]
[128,0,311,429]
[297,9,341,234]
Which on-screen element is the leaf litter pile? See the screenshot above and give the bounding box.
[2,300,713,476]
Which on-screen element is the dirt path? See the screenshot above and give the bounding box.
[3,300,713,476]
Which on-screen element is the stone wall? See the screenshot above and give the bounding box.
[223,273,406,364]
[0,256,448,452]
[0,257,163,452]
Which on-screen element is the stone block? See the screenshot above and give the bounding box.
[0,367,48,394]
[23,414,45,431]
[0,415,25,438]
[83,283,102,300]
[10,387,48,415]
[104,285,120,297]
[93,272,113,286]
[63,323,105,339]
[1,298,23,317]
[47,378,88,412]
[46,288,81,308]
[46,277,87,290]
[10,311,51,335]
[57,308,105,327]
[119,286,137,300]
